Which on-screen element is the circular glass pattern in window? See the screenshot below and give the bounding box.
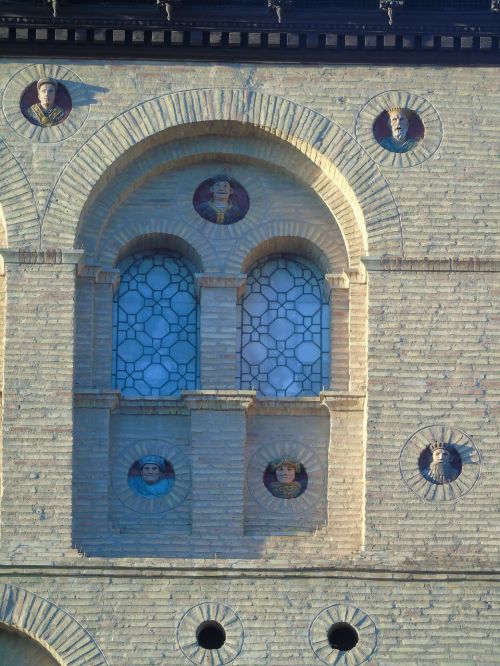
[263,456,308,500]
[20,78,72,127]
[127,455,175,498]
[373,107,424,153]
[193,173,249,225]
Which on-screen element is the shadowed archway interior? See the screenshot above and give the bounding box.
[0,625,59,666]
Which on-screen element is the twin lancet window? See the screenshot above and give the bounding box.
[112,250,330,397]
[112,250,198,396]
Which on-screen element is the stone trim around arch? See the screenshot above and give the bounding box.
[0,584,108,666]
[0,140,40,248]
[42,88,402,257]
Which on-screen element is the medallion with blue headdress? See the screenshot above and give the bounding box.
[128,454,175,498]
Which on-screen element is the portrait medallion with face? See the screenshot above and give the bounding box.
[418,441,462,485]
[373,107,425,153]
[263,456,308,500]
[20,77,72,127]
[399,424,481,502]
[193,173,249,225]
[127,455,175,498]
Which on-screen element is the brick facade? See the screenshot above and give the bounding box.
[0,60,498,664]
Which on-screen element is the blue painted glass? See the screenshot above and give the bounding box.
[239,255,329,396]
[113,251,197,396]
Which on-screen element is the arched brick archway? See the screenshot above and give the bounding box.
[75,132,352,273]
[42,88,402,257]
[0,139,39,248]
[0,585,108,666]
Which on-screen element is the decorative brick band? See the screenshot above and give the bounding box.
[363,255,500,272]
[0,584,108,665]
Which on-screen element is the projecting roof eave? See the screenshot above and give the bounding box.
[0,5,498,64]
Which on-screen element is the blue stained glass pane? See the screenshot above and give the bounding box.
[112,251,198,396]
[239,254,329,396]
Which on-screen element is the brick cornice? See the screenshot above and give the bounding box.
[0,12,498,64]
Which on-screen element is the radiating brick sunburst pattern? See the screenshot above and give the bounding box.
[309,604,377,665]
[177,602,244,665]
[2,63,90,144]
[400,424,481,502]
[0,584,108,666]
[355,90,442,168]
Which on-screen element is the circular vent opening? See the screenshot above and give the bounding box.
[196,620,226,650]
[327,622,359,651]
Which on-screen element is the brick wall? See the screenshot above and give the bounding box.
[0,59,498,664]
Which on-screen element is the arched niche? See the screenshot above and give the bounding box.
[115,232,204,273]
[0,584,108,666]
[76,145,350,276]
[43,88,402,258]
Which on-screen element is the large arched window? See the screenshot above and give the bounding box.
[112,250,198,396]
[239,254,329,397]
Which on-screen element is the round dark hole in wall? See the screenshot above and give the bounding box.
[196,620,226,650]
[327,622,359,651]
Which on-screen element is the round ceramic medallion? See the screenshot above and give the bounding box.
[2,63,90,142]
[177,602,244,665]
[309,604,377,665]
[399,424,481,502]
[355,90,442,167]
[247,442,324,515]
[193,173,249,225]
[111,439,191,513]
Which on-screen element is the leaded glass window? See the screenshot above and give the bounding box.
[112,251,198,396]
[239,254,330,397]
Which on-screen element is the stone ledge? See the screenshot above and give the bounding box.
[73,391,368,413]
[76,262,121,288]
[0,248,84,265]
[74,390,121,410]
[320,391,366,412]
[251,396,329,415]
[0,564,498,582]
[182,389,256,410]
